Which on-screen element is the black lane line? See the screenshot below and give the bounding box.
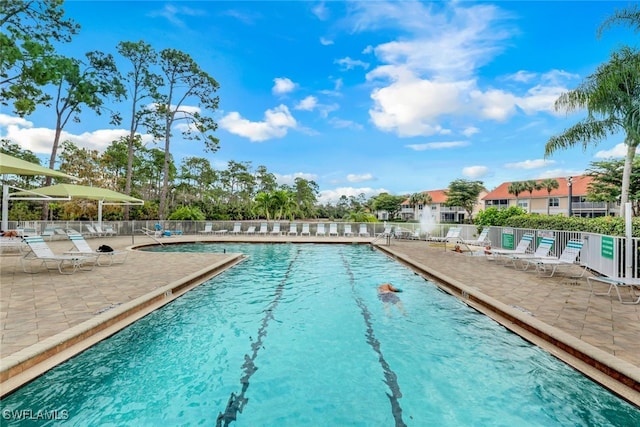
[340,251,407,427]
[216,248,301,427]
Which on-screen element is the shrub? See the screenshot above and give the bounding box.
[168,206,205,221]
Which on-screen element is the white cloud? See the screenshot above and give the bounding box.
[272,77,297,95]
[275,172,318,186]
[367,71,469,136]
[347,173,373,183]
[317,186,389,204]
[537,168,585,179]
[405,141,469,151]
[504,159,555,169]
[505,70,537,83]
[335,57,370,70]
[462,126,479,137]
[219,105,297,142]
[320,37,334,46]
[0,117,150,155]
[462,165,489,178]
[148,4,206,27]
[469,88,518,121]
[328,117,362,130]
[295,96,318,111]
[312,2,329,20]
[594,143,638,158]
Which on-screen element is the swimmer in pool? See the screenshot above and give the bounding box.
[378,283,406,316]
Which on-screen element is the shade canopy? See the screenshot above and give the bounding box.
[10,184,144,229]
[0,152,78,180]
[12,183,143,204]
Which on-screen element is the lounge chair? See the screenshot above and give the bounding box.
[505,236,555,270]
[245,226,256,235]
[329,223,339,236]
[488,233,534,262]
[65,232,128,266]
[41,224,57,241]
[288,223,298,236]
[0,237,26,254]
[199,223,213,234]
[258,223,268,235]
[316,223,326,236]
[300,223,311,236]
[427,227,461,243]
[523,240,586,277]
[85,224,100,237]
[376,226,392,237]
[103,225,117,236]
[98,225,116,237]
[21,236,97,274]
[213,225,228,235]
[343,224,353,237]
[409,228,422,240]
[270,223,281,235]
[463,228,491,246]
[587,276,640,304]
[230,223,242,235]
[358,224,370,237]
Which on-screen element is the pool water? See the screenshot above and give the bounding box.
[2,243,639,426]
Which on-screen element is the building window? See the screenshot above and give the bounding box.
[548,197,559,207]
[432,205,437,210]
[517,200,528,208]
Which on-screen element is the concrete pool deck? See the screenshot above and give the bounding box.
[0,233,639,405]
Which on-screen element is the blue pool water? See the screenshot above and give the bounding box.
[2,243,639,426]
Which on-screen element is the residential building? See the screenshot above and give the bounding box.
[400,189,488,223]
[482,175,618,217]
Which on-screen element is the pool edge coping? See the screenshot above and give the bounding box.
[0,251,246,398]
[374,243,640,409]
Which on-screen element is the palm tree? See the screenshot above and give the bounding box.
[547,7,640,217]
[254,192,272,220]
[408,191,433,219]
[545,47,640,216]
[539,178,560,215]
[507,181,526,208]
[522,180,541,213]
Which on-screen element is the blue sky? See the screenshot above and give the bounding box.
[1,1,636,203]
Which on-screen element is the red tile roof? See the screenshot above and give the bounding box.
[483,175,592,200]
[401,189,449,205]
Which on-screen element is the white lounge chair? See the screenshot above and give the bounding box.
[94,225,113,237]
[300,223,311,236]
[85,224,100,237]
[489,233,534,261]
[0,237,26,254]
[103,225,117,236]
[199,223,213,234]
[506,236,555,270]
[587,276,640,304]
[343,224,353,237]
[427,227,461,243]
[463,228,491,246]
[270,223,281,235]
[230,223,242,235]
[316,223,326,236]
[329,223,339,236]
[41,224,57,241]
[258,223,268,235]
[358,224,370,237]
[213,225,228,235]
[523,239,586,277]
[21,236,97,274]
[376,226,392,237]
[65,232,128,266]
[288,223,298,236]
[246,226,256,235]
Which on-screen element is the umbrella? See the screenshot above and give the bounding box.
[1,152,79,230]
[0,152,77,180]
[11,184,143,228]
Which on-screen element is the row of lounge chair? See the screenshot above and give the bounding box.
[198,222,377,237]
[19,230,128,275]
[486,233,638,304]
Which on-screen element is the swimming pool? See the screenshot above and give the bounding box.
[2,243,639,426]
